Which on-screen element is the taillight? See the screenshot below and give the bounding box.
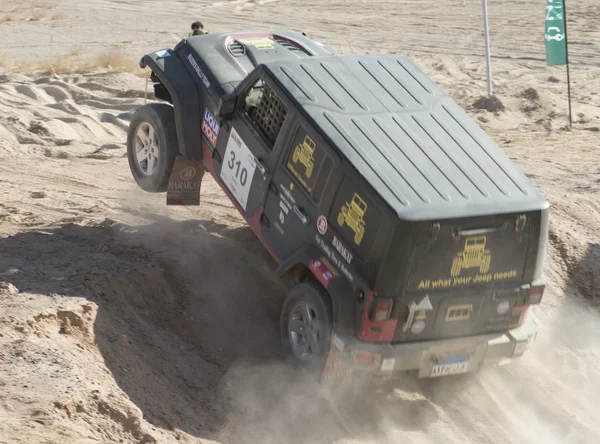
[527,283,545,305]
[509,305,531,329]
[369,297,393,322]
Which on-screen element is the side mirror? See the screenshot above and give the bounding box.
[217,93,237,120]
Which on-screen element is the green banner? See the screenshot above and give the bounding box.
[545,0,567,65]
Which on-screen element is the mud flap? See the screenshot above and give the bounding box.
[320,339,354,387]
[166,159,204,205]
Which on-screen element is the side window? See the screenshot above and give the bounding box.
[328,175,380,261]
[241,77,288,149]
[285,124,333,201]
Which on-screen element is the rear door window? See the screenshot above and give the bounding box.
[284,123,333,202]
[328,174,381,261]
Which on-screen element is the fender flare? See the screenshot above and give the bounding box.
[275,245,364,334]
[140,50,203,160]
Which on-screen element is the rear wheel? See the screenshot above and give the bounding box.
[127,103,179,192]
[280,282,332,374]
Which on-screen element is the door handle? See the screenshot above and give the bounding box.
[254,156,269,176]
[293,205,310,225]
[454,221,509,239]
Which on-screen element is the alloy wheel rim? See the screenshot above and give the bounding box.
[135,122,159,175]
[288,301,321,360]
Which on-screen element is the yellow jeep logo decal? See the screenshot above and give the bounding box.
[451,235,491,277]
[291,135,316,179]
[337,193,367,246]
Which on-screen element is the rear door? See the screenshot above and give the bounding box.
[261,122,335,260]
[407,215,531,293]
[391,213,534,342]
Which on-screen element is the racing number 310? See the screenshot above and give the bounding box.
[220,127,257,211]
[227,150,248,186]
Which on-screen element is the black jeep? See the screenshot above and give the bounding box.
[126,30,549,381]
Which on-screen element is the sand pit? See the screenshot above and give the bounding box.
[1,0,600,443]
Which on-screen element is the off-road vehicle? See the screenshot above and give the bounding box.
[126,30,549,382]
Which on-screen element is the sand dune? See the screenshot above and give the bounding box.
[1,0,600,443]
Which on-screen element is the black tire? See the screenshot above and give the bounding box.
[126,103,179,193]
[280,282,333,374]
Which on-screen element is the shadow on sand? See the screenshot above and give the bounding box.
[0,217,440,443]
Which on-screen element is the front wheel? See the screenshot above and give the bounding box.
[126,103,179,192]
[280,282,332,374]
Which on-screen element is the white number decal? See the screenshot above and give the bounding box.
[220,128,257,211]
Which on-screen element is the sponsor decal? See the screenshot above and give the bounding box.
[451,235,491,277]
[415,295,433,311]
[315,234,354,283]
[317,215,328,235]
[186,53,210,88]
[287,135,317,191]
[279,183,296,205]
[279,200,290,215]
[404,295,433,332]
[201,108,220,147]
[409,295,432,323]
[417,235,517,290]
[337,192,367,247]
[417,270,518,290]
[279,209,286,226]
[309,256,340,287]
[280,194,292,211]
[286,126,328,196]
[180,166,196,180]
[155,49,171,58]
[332,235,353,265]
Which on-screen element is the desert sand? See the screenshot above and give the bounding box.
[0,0,599,443]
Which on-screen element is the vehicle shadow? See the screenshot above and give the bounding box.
[0,217,440,443]
[568,242,600,303]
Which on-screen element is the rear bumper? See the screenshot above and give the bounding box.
[330,309,539,378]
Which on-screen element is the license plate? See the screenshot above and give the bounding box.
[430,356,469,377]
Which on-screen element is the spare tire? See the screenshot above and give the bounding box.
[126,103,179,193]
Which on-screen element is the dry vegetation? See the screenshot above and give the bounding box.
[32,0,58,8]
[0,0,59,23]
[2,47,146,76]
